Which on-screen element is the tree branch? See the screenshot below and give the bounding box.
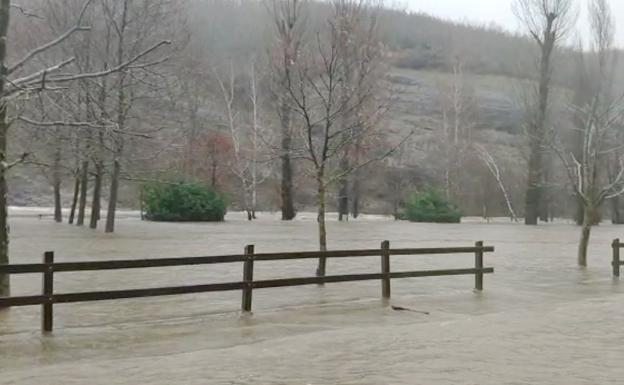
[3,152,30,171]
[18,116,153,139]
[23,40,171,86]
[8,0,94,75]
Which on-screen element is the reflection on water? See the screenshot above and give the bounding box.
[1,212,623,384]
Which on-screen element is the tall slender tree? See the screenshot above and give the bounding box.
[513,0,576,225]
[270,0,303,221]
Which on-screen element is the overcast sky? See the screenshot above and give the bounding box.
[401,0,624,47]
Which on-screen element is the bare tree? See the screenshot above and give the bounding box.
[215,61,270,220]
[433,55,477,202]
[282,4,395,277]
[101,0,173,233]
[513,0,576,225]
[333,0,383,221]
[475,144,519,221]
[0,0,169,297]
[269,0,303,221]
[554,0,622,266]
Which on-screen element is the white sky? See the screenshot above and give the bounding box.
[399,0,624,47]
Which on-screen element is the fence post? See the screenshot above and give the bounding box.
[381,240,391,299]
[475,241,483,291]
[613,238,620,278]
[241,245,255,312]
[42,251,54,333]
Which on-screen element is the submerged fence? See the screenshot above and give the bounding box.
[0,241,494,332]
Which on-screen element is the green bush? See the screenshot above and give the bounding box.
[402,190,461,223]
[142,181,227,222]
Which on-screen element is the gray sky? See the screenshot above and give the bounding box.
[401,0,624,47]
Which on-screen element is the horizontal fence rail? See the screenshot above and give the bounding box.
[0,241,495,333]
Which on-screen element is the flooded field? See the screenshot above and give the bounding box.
[1,210,623,384]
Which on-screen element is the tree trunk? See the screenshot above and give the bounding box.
[482,182,490,221]
[89,161,102,229]
[0,159,8,297]
[105,158,120,233]
[578,206,593,267]
[351,170,361,219]
[52,144,62,223]
[53,180,62,223]
[337,156,349,221]
[0,0,11,298]
[525,139,542,225]
[139,184,145,221]
[392,180,401,220]
[538,162,550,222]
[76,160,88,225]
[0,105,8,298]
[611,196,624,224]
[280,100,296,221]
[539,160,550,222]
[251,173,257,220]
[0,141,8,297]
[575,195,584,225]
[316,181,327,278]
[210,161,217,188]
[105,0,127,234]
[524,17,555,226]
[68,174,80,224]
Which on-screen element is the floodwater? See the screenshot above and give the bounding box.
[1,210,623,384]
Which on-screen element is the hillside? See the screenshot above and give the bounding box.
[6,0,579,218]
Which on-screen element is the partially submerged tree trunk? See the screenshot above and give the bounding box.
[515,2,571,225]
[53,181,62,223]
[337,155,349,221]
[89,160,102,229]
[351,169,361,219]
[280,101,296,221]
[555,0,620,267]
[68,173,80,224]
[270,0,300,221]
[0,0,10,298]
[539,159,551,222]
[578,206,593,266]
[608,154,624,224]
[611,196,624,224]
[105,158,120,233]
[76,160,88,225]
[316,180,327,277]
[524,119,545,225]
[351,138,363,219]
[52,140,63,223]
[0,126,8,297]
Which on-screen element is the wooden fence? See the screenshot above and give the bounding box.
[612,238,623,277]
[0,241,494,333]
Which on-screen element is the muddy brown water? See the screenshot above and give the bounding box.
[1,211,623,384]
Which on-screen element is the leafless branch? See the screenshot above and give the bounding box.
[8,0,94,75]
